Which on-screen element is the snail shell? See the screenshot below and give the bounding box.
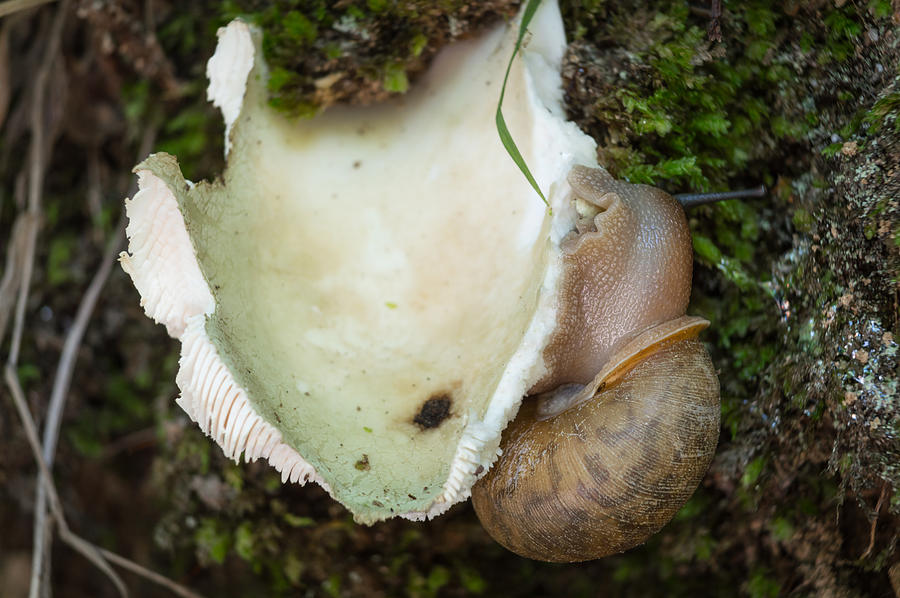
[471,332,719,562]
[471,166,721,562]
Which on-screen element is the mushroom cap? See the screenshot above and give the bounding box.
[120,0,601,522]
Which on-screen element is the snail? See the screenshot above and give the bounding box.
[471,165,721,563]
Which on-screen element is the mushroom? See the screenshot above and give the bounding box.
[120,0,720,557]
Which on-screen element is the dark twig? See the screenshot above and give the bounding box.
[860,483,890,560]
[5,365,129,598]
[8,0,67,365]
[0,209,30,343]
[689,0,722,42]
[31,123,156,598]
[0,1,201,595]
[675,185,767,208]
[4,2,71,593]
[0,0,56,18]
[31,214,125,593]
[707,0,722,42]
[99,550,206,598]
[4,364,206,598]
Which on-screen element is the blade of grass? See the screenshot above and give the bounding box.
[496,0,548,209]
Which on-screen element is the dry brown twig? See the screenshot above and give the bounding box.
[0,208,31,342]
[0,1,204,597]
[0,22,10,128]
[5,0,65,367]
[0,0,57,19]
[1,213,211,594]
[5,366,130,598]
[9,2,76,593]
[5,365,206,598]
[29,122,155,598]
[860,483,890,560]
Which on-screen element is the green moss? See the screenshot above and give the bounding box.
[322,573,342,597]
[195,518,231,564]
[234,521,256,561]
[406,565,451,598]
[219,0,516,115]
[153,91,224,180]
[865,91,900,132]
[769,516,795,542]
[741,456,767,489]
[383,61,410,93]
[46,236,75,286]
[562,0,896,199]
[792,207,814,232]
[746,568,780,598]
[457,565,487,594]
[283,10,318,43]
[282,513,315,527]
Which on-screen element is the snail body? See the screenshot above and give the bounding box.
[472,166,721,562]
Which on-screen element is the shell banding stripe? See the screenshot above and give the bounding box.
[472,337,720,562]
[536,315,711,420]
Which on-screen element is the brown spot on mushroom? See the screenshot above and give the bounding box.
[413,394,452,429]
[355,455,370,471]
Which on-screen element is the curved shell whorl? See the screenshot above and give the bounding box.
[472,337,720,563]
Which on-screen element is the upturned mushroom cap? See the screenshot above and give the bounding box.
[120,0,603,523]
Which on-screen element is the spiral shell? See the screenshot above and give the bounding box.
[472,335,720,562]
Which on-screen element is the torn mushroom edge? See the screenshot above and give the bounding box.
[401,2,598,519]
[119,169,329,492]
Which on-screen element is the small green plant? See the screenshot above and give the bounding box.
[495,0,548,209]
